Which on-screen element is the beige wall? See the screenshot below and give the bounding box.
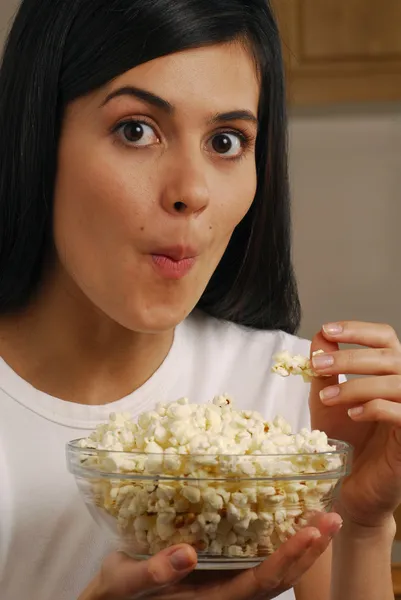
[0,0,18,47]
[290,107,401,339]
[1,2,400,341]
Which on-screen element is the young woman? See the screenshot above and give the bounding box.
[0,1,399,599]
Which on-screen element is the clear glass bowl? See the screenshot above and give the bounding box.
[67,440,352,569]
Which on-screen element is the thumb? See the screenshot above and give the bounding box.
[99,544,198,598]
[310,330,339,399]
[310,331,339,392]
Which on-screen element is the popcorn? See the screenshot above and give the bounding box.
[78,395,345,559]
[272,349,327,382]
[202,489,224,510]
[182,486,201,504]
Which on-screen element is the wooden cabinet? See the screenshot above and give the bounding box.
[271,0,401,106]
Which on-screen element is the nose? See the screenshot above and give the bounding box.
[160,156,210,217]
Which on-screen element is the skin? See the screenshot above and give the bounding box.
[310,321,401,531]
[53,42,259,336]
[0,42,399,599]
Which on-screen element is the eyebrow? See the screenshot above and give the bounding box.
[101,86,173,112]
[101,85,258,126]
[209,110,258,126]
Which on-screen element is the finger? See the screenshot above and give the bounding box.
[281,531,333,590]
[348,398,401,426]
[100,544,197,598]
[311,347,401,377]
[170,513,341,590]
[310,331,339,405]
[219,528,321,600]
[305,511,343,537]
[319,375,401,406]
[219,517,342,600]
[321,321,400,350]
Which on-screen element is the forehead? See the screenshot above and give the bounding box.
[100,42,260,115]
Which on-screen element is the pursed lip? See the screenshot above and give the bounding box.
[150,245,199,261]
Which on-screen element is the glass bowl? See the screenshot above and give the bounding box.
[67,440,352,569]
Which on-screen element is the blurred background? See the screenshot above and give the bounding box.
[1,0,401,590]
[272,0,401,341]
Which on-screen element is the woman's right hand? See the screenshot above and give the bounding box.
[80,512,341,600]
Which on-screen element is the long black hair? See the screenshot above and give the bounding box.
[0,0,301,333]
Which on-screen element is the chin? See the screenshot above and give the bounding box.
[115,300,196,334]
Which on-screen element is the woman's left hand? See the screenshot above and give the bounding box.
[309,320,401,528]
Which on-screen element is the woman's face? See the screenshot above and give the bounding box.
[53,42,259,332]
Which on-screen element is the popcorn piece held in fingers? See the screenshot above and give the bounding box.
[272,349,328,382]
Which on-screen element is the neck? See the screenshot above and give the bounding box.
[0,269,174,405]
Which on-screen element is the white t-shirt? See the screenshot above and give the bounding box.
[0,310,313,600]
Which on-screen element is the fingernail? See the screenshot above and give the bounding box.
[169,548,194,571]
[348,406,364,417]
[319,386,340,402]
[312,354,334,370]
[323,323,343,335]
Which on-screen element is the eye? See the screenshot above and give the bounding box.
[114,120,160,147]
[209,132,246,158]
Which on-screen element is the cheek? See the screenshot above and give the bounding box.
[214,163,257,235]
[53,148,151,263]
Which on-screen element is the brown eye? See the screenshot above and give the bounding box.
[123,122,146,142]
[115,121,159,146]
[210,132,244,158]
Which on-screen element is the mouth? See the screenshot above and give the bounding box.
[151,245,198,261]
[151,255,196,279]
[149,245,198,280]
